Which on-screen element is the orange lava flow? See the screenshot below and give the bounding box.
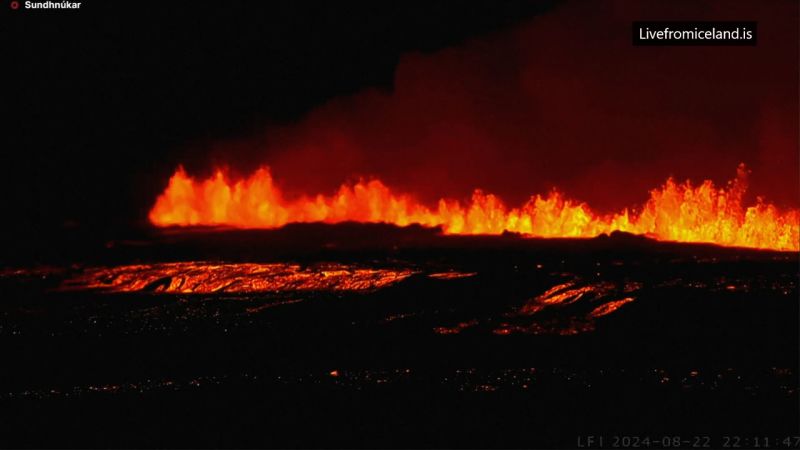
[149,164,799,251]
[60,262,416,294]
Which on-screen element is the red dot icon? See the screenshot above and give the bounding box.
[10,1,19,9]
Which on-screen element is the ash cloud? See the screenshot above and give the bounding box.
[214,0,798,212]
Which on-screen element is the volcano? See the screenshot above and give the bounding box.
[4,0,799,448]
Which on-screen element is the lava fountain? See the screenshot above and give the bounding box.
[149,163,799,251]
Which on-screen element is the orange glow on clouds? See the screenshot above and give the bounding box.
[149,164,799,251]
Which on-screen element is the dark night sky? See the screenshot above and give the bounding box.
[5,1,555,234]
[4,1,798,252]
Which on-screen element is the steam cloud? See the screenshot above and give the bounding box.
[200,0,798,212]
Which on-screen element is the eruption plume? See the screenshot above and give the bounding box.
[149,163,799,251]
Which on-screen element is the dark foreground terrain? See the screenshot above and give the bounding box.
[0,224,798,448]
